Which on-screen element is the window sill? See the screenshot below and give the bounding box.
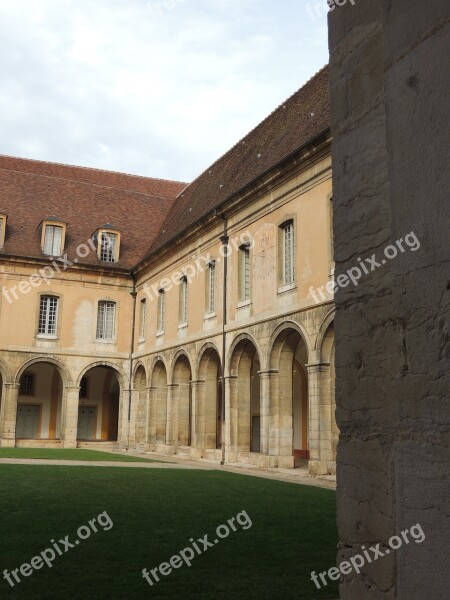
[204,312,217,320]
[178,323,188,330]
[138,337,146,344]
[156,330,165,337]
[36,334,58,340]
[95,338,116,344]
[237,300,251,309]
[277,283,296,294]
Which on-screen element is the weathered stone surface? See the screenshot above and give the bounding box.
[329,0,450,598]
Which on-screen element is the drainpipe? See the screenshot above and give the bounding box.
[218,214,228,465]
[127,278,137,451]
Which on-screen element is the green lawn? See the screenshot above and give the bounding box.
[0,448,160,462]
[0,466,338,599]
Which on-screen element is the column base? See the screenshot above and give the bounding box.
[0,439,16,448]
[308,460,336,476]
[62,440,78,449]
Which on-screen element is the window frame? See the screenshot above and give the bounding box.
[19,372,36,397]
[139,298,147,341]
[206,260,216,315]
[179,276,188,325]
[40,220,66,257]
[37,294,60,338]
[0,214,7,249]
[96,228,121,263]
[157,289,165,334]
[96,300,117,341]
[238,244,251,303]
[278,216,297,290]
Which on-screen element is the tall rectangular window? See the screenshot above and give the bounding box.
[239,245,251,302]
[96,301,116,340]
[139,298,147,340]
[100,232,118,263]
[206,261,216,314]
[282,222,295,286]
[38,295,59,336]
[80,376,89,399]
[20,373,35,396]
[179,277,188,324]
[43,225,63,256]
[157,290,165,333]
[0,215,6,248]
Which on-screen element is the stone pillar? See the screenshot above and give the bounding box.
[306,362,332,476]
[224,375,237,462]
[190,380,205,452]
[0,383,19,447]
[61,386,80,449]
[147,386,157,446]
[144,386,152,445]
[166,384,177,450]
[329,2,450,597]
[258,370,275,456]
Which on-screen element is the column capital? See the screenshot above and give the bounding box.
[306,362,330,372]
[258,369,279,377]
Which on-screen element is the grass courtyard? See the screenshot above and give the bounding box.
[0,448,161,462]
[0,465,338,599]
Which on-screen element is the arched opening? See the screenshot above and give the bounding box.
[321,321,337,462]
[77,366,120,442]
[16,362,63,442]
[198,348,222,450]
[270,328,308,467]
[173,355,192,447]
[134,365,147,446]
[152,361,168,444]
[230,338,261,453]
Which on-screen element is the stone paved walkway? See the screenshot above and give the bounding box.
[0,452,336,490]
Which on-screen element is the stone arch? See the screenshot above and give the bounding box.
[76,363,122,442]
[172,353,192,447]
[269,326,309,465]
[150,359,168,444]
[76,361,126,390]
[15,356,72,388]
[197,345,222,451]
[227,332,263,376]
[197,342,221,380]
[0,358,13,384]
[134,364,148,446]
[268,320,312,369]
[315,308,336,355]
[15,358,67,442]
[228,337,261,453]
[170,349,193,385]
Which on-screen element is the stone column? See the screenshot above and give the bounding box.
[144,386,152,445]
[224,375,237,462]
[306,362,331,476]
[166,384,177,451]
[61,386,80,449]
[258,370,276,456]
[147,386,157,446]
[0,383,19,447]
[190,380,205,452]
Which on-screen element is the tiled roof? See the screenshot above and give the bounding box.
[0,157,184,269]
[0,155,187,198]
[145,65,330,258]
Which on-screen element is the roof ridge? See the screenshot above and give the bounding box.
[0,153,188,187]
[172,65,328,202]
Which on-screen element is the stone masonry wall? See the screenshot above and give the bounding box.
[329,1,450,598]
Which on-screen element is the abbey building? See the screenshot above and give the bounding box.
[0,66,336,475]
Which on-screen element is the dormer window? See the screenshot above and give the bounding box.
[94,226,121,263]
[0,214,7,249]
[40,219,66,257]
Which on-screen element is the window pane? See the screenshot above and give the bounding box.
[157,292,165,332]
[20,373,34,396]
[38,295,58,335]
[240,247,250,301]
[140,300,146,339]
[44,225,63,256]
[100,232,117,263]
[180,278,188,323]
[97,301,116,339]
[208,263,216,313]
[283,223,294,285]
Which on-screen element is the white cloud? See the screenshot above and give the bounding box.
[0,0,329,182]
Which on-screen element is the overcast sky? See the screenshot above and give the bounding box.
[0,0,329,182]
